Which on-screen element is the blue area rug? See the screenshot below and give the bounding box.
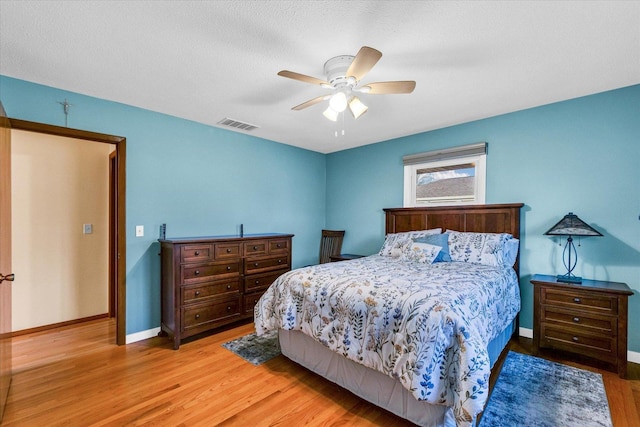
[479,351,612,427]
[222,330,280,366]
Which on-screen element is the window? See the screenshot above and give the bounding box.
[403,142,487,207]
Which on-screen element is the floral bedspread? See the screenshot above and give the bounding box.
[254,255,520,426]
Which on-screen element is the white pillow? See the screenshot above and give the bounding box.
[379,228,442,258]
[446,230,516,267]
[401,241,442,264]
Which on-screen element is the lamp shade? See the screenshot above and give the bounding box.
[322,106,338,122]
[544,212,602,237]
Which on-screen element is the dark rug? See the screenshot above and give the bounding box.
[479,351,612,427]
[222,330,281,366]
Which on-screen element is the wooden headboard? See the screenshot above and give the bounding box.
[384,203,525,273]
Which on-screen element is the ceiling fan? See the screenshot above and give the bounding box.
[278,46,416,121]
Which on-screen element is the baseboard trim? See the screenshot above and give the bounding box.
[518,327,640,365]
[519,327,533,339]
[126,327,161,344]
[11,313,109,337]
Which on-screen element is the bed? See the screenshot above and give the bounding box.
[255,203,524,427]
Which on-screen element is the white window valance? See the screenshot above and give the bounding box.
[403,142,487,166]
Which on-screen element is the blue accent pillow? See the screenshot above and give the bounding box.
[414,233,451,262]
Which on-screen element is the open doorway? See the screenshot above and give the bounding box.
[8,119,126,345]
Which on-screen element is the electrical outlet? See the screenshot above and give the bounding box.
[136,225,144,237]
[83,224,93,234]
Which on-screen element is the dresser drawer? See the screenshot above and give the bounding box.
[182,261,241,284]
[244,240,268,256]
[541,306,616,335]
[244,270,285,293]
[183,297,242,330]
[181,244,213,263]
[540,323,617,363]
[542,288,618,315]
[214,243,241,259]
[269,238,290,254]
[245,255,290,275]
[244,292,265,315]
[182,280,240,304]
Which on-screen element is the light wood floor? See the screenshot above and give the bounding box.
[3,318,639,426]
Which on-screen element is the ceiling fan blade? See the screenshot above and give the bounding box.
[346,46,382,82]
[361,81,416,94]
[292,95,330,111]
[278,70,331,86]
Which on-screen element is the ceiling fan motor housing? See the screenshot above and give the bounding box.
[324,55,357,87]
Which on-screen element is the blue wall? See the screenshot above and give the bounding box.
[2,76,638,353]
[0,76,326,334]
[326,84,640,352]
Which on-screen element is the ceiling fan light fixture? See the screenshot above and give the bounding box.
[329,91,348,112]
[323,106,338,122]
[348,96,368,119]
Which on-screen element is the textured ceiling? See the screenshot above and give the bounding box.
[1,1,638,153]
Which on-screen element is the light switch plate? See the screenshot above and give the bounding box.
[136,225,144,237]
[83,224,93,234]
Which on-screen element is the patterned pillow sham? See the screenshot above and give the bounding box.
[401,241,442,264]
[446,230,516,267]
[378,228,442,258]
[414,233,451,262]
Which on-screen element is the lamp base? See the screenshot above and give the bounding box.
[556,274,582,284]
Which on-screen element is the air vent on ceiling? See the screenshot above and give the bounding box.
[217,117,260,132]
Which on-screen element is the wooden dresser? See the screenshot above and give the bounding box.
[531,274,633,378]
[159,233,293,349]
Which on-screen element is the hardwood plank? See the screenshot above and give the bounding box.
[2,319,638,426]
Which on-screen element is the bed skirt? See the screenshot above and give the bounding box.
[278,319,517,427]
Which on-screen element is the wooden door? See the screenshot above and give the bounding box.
[0,103,13,420]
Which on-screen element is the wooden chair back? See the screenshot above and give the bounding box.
[319,230,345,264]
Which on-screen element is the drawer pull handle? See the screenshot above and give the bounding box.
[194,270,200,275]
[253,246,258,250]
[572,336,579,342]
[254,262,259,267]
[255,280,260,285]
[195,314,200,319]
[278,259,282,264]
[573,297,581,303]
[277,244,281,248]
[195,291,200,296]
[254,300,258,304]
[573,317,580,323]
[194,251,200,256]
[227,306,232,311]
[226,284,231,290]
[226,266,231,271]
[226,248,231,253]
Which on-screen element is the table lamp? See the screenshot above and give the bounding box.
[544,212,602,283]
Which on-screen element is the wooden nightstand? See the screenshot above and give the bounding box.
[531,274,633,378]
[329,254,365,262]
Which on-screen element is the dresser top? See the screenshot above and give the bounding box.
[531,274,633,295]
[159,233,294,244]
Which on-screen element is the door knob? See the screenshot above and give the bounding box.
[0,273,15,283]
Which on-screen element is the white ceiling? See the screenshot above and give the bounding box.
[1,1,638,154]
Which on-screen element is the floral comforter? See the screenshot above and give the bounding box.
[254,255,520,426]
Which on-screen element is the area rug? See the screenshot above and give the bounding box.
[222,330,280,366]
[479,351,612,427]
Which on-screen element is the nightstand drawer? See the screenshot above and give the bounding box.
[541,306,616,335]
[542,288,618,314]
[540,324,617,363]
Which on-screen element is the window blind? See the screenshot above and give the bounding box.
[402,142,487,166]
